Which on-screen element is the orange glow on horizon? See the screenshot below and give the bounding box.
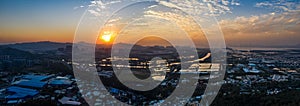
[98,31,115,44]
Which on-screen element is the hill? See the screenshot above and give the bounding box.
[6,41,71,53]
[0,46,34,58]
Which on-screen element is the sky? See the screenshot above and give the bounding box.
[0,0,299,47]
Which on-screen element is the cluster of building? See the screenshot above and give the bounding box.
[225,48,300,95]
[1,43,300,105]
[0,74,83,105]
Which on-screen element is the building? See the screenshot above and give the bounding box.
[49,76,73,87]
[5,86,39,100]
[14,80,47,89]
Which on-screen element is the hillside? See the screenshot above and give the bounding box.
[7,41,71,53]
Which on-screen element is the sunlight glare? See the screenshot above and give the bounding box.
[101,31,113,42]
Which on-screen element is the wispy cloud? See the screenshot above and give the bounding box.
[87,0,240,17]
[73,5,85,10]
[222,14,298,33]
[206,0,300,46]
[224,0,300,35]
[157,0,240,16]
[219,10,300,46]
[89,0,122,8]
[255,0,300,13]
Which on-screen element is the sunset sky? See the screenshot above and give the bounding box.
[0,0,299,47]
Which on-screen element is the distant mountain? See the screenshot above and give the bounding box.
[230,43,300,50]
[0,46,33,58]
[4,41,139,53]
[5,41,267,54]
[6,41,71,53]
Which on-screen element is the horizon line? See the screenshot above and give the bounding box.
[1,40,299,48]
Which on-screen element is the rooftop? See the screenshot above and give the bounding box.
[14,80,47,89]
[6,86,38,99]
[22,74,54,81]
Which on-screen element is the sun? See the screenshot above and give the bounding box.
[101,31,113,42]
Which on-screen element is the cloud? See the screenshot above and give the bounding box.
[87,0,241,17]
[213,0,300,47]
[89,0,122,8]
[219,10,300,46]
[157,0,240,16]
[144,10,201,33]
[88,10,101,16]
[107,17,122,23]
[158,1,183,10]
[148,5,158,9]
[221,12,300,34]
[255,0,300,13]
[73,5,85,10]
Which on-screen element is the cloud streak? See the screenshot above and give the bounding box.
[87,0,241,17]
[219,9,300,46]
[255,0,300,13]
